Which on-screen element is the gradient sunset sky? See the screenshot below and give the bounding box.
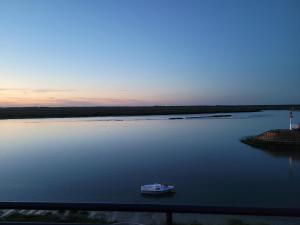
[1,0,299,107]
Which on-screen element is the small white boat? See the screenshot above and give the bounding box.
[140,183,176,195]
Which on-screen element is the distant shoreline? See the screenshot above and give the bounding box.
[0,105,299,120]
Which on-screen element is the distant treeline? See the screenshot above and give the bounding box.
[0,105,299,120]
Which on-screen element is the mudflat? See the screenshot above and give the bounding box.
[0,105,299,119]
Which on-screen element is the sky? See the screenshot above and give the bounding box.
[0,0,300,107]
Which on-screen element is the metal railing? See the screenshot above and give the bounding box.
[1,202,300,225]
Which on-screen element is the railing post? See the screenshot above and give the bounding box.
[166,211,172,225]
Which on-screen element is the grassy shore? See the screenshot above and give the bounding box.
[0,105,299,120]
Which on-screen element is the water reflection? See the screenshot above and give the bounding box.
[141,192,176,200]
[246,144,300,161]
[241,139,300,178]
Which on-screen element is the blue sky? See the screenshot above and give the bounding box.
[0,0,299,106]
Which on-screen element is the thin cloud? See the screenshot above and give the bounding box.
[0,88,24,91]
[46,97,145,106]
[33,89,75,93]
[0,96,147,107]
[119,89,129,92]
[0,88,75,93]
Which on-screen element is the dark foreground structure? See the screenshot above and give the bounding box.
[0,105,299,119]
[0,202,300,225]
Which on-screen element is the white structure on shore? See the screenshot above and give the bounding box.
[289,111,293,131]
[289,111,300,130]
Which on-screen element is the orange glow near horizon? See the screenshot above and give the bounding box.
[0,89,143,107]
[0,87,174,107]
[0,69,176,106]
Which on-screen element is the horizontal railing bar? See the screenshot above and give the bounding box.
[0,202,300,217]
[0,223,102,225]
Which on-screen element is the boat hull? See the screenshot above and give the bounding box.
[140,184,176,195]
[141,189,175,195]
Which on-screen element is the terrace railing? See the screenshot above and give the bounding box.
[1,202,300,225]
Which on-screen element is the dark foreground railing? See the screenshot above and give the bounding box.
[1,202,300,225]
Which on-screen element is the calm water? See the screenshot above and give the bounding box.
[0,110,300,207]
